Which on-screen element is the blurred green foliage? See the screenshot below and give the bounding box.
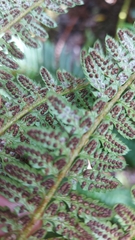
[43,41,84,78]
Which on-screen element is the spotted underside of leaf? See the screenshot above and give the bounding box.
[1,2,135,239]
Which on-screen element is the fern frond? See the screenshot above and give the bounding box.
[114,196,135,240]
[1,41,135,238]
[0,0,84,88]
[87,220,126,240]
[2,1,135,239]
[0,0,77,35]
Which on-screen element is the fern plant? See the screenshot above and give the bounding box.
[1,0,135,239]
